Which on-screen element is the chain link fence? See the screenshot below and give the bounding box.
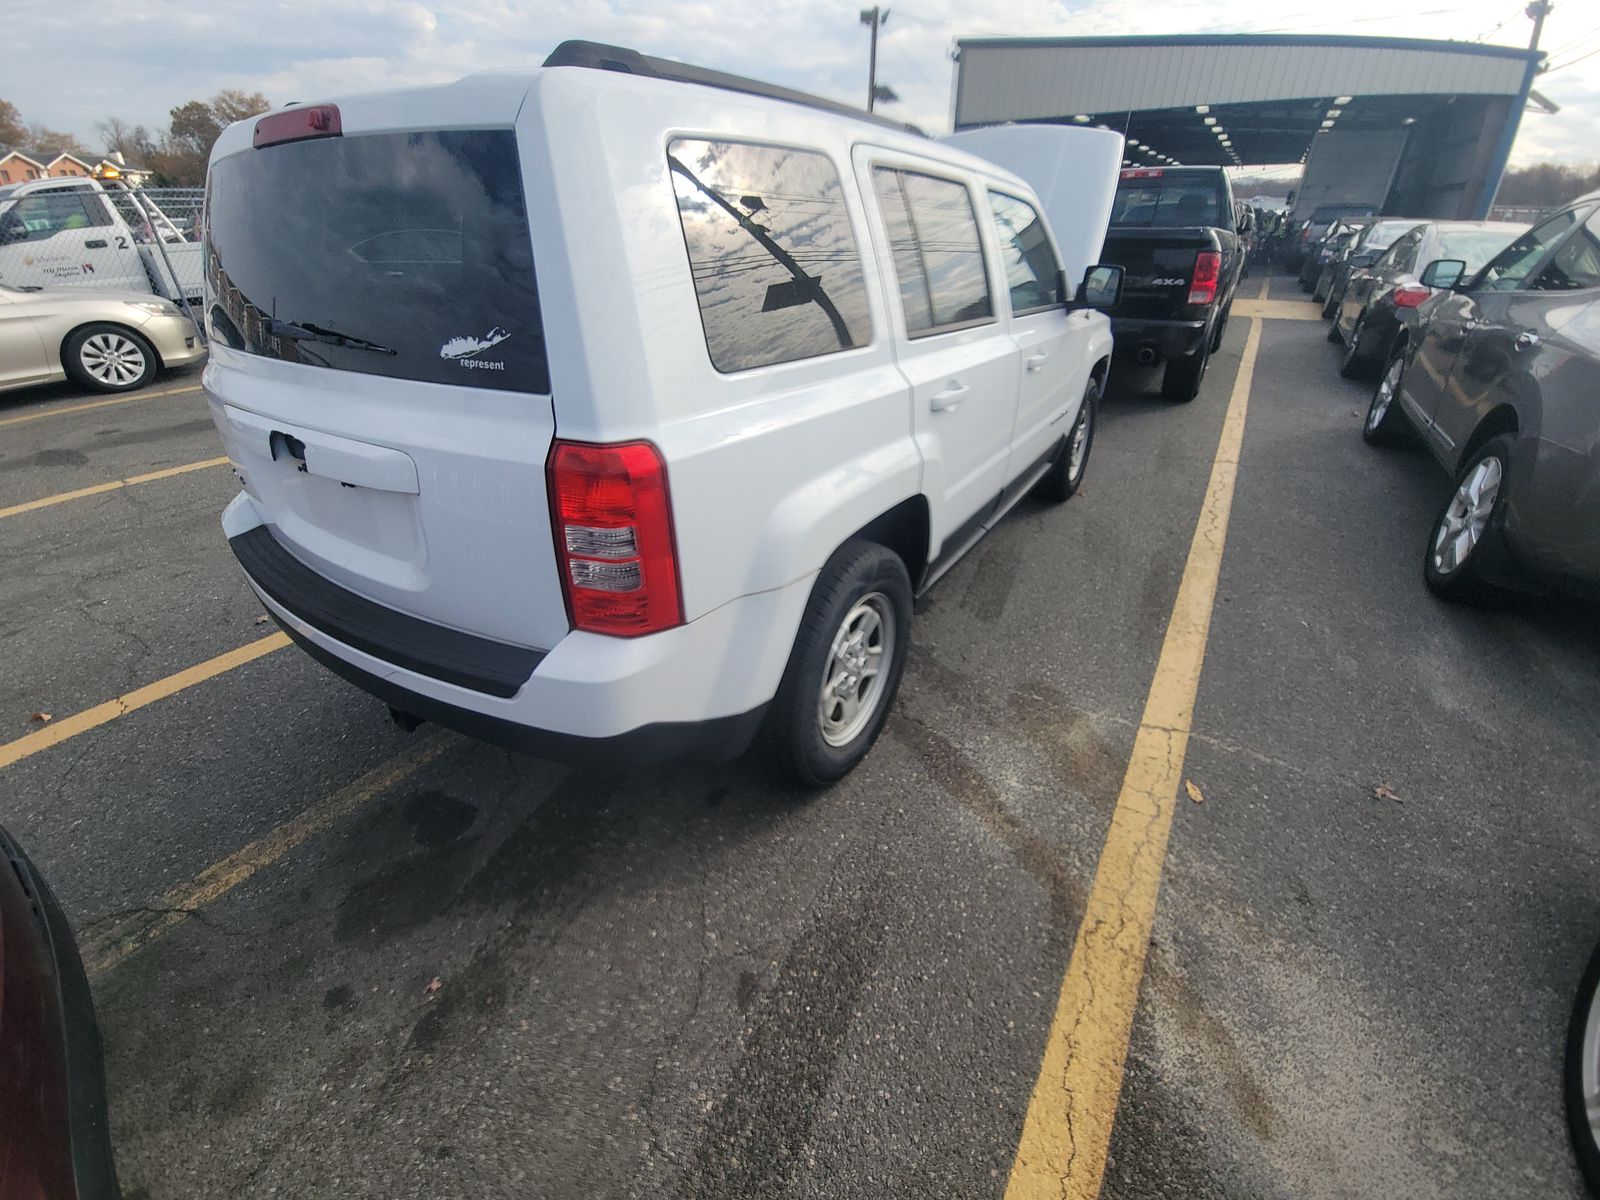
[0,182,205,307]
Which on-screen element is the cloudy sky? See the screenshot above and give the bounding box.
[8,0,1599,167]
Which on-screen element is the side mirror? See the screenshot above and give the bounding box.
[1076,264,1123,310]
[1420,258,1466,289]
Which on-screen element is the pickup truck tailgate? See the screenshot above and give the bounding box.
[1101,228,1213,320]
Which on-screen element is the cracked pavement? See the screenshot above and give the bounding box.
[3,281,1598,1198]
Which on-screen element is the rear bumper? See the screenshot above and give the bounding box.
[224,495,806,765]
[1110,316,1209,362]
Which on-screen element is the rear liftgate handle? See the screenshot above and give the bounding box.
[931,381,969,413]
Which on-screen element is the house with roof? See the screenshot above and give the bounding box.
[0,146,153,186]
[0,148,45,184]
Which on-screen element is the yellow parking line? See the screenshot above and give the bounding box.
[1005,318,1262,1200]
[0,383,203,428]
[0,633,289,771]
[1256,277,1269,301]
[0,455,229,521]
[1232,298,1320,322]
[86,735,456,977]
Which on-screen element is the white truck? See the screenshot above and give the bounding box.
[0,176,203,301]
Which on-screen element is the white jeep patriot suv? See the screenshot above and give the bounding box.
[202,42,1121,785]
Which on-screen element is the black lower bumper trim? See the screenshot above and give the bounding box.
[272,611,768,767]
[230,526,543,699]
[1110,316,1209,360]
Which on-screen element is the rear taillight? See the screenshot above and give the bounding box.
[547,440,683,637]
[1188,251,1222,305]
[1300,226,1312,244]
[1392,284,1432,308]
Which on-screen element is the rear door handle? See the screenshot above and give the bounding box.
[84,239,108,248]
[930,381,969,412]
[1025,352,1049,373]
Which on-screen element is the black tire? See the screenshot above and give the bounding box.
[1035,378,1098,502]
[1362,348,1410,446]
[1321,288,1341,320]
[1161,348,1209,402]
[1339,313,1374,379]
[1422,432,1516,605]
[1312,271,1328,304]
[762,540,913,787]
[62,324,158,393]
[1566,940,1600,1196]
[1326,317,1344,344]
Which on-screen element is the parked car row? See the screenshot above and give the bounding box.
[1313,195,1600,604]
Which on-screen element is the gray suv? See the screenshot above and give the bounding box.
[1361,192,1600,603]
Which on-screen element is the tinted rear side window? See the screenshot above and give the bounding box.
[872,168,993,336]
[205,130,547,393]
[1111,177,1222,229]
[668,138,872,374]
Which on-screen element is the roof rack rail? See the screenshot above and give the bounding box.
[542,40,926,138]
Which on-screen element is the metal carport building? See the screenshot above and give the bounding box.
[951,35,1544,218]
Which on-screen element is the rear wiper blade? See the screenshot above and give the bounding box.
[269,319,397,355]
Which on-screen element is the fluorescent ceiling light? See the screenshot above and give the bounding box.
[1072,114,1090,123]
[1203,116,1217,125]
[1326,108,1342,118]
[1335,95,1352,105]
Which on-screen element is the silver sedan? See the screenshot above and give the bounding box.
[0,284,205,394]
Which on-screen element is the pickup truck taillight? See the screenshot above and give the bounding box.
[548,440,683,637]
[1188,251,1222,306]
[1392,284,1433,308]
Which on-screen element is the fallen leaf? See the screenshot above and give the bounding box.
[254,614,270,625]
[1373,783,1402,803]
[424,976,442,998]
[1184,779,1204,804]
[29,711,53,724]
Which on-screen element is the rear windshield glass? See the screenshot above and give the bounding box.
[1110,178,1222,229]
[206,130,547,393]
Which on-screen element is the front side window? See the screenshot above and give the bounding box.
[873,167,994,336]
[988,192,1063,314]
[1529,211,1600,292]
[0,191,110,245]
[206,129,547,394]
[1475,207,1584,293]
[668,138,872,374]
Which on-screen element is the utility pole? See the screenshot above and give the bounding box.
[861,7,888,111]
[1526,0,1552,53]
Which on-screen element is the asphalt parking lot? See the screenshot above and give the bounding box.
[4,274,1598,1199]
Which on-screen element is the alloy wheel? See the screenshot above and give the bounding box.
[817,592,895,747]
[80,332,148,387]
[1369,354,1401,432]
[1067,399,1093,483]
[1431,455,1502,576]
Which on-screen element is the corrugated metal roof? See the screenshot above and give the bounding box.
[954,35,1538,127]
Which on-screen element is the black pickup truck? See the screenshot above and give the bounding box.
[1099,166,1245,401]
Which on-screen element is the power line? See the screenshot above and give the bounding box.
[1544,43,1600,72]
[1473,2,1529,42]
[1544,23,1600,58]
